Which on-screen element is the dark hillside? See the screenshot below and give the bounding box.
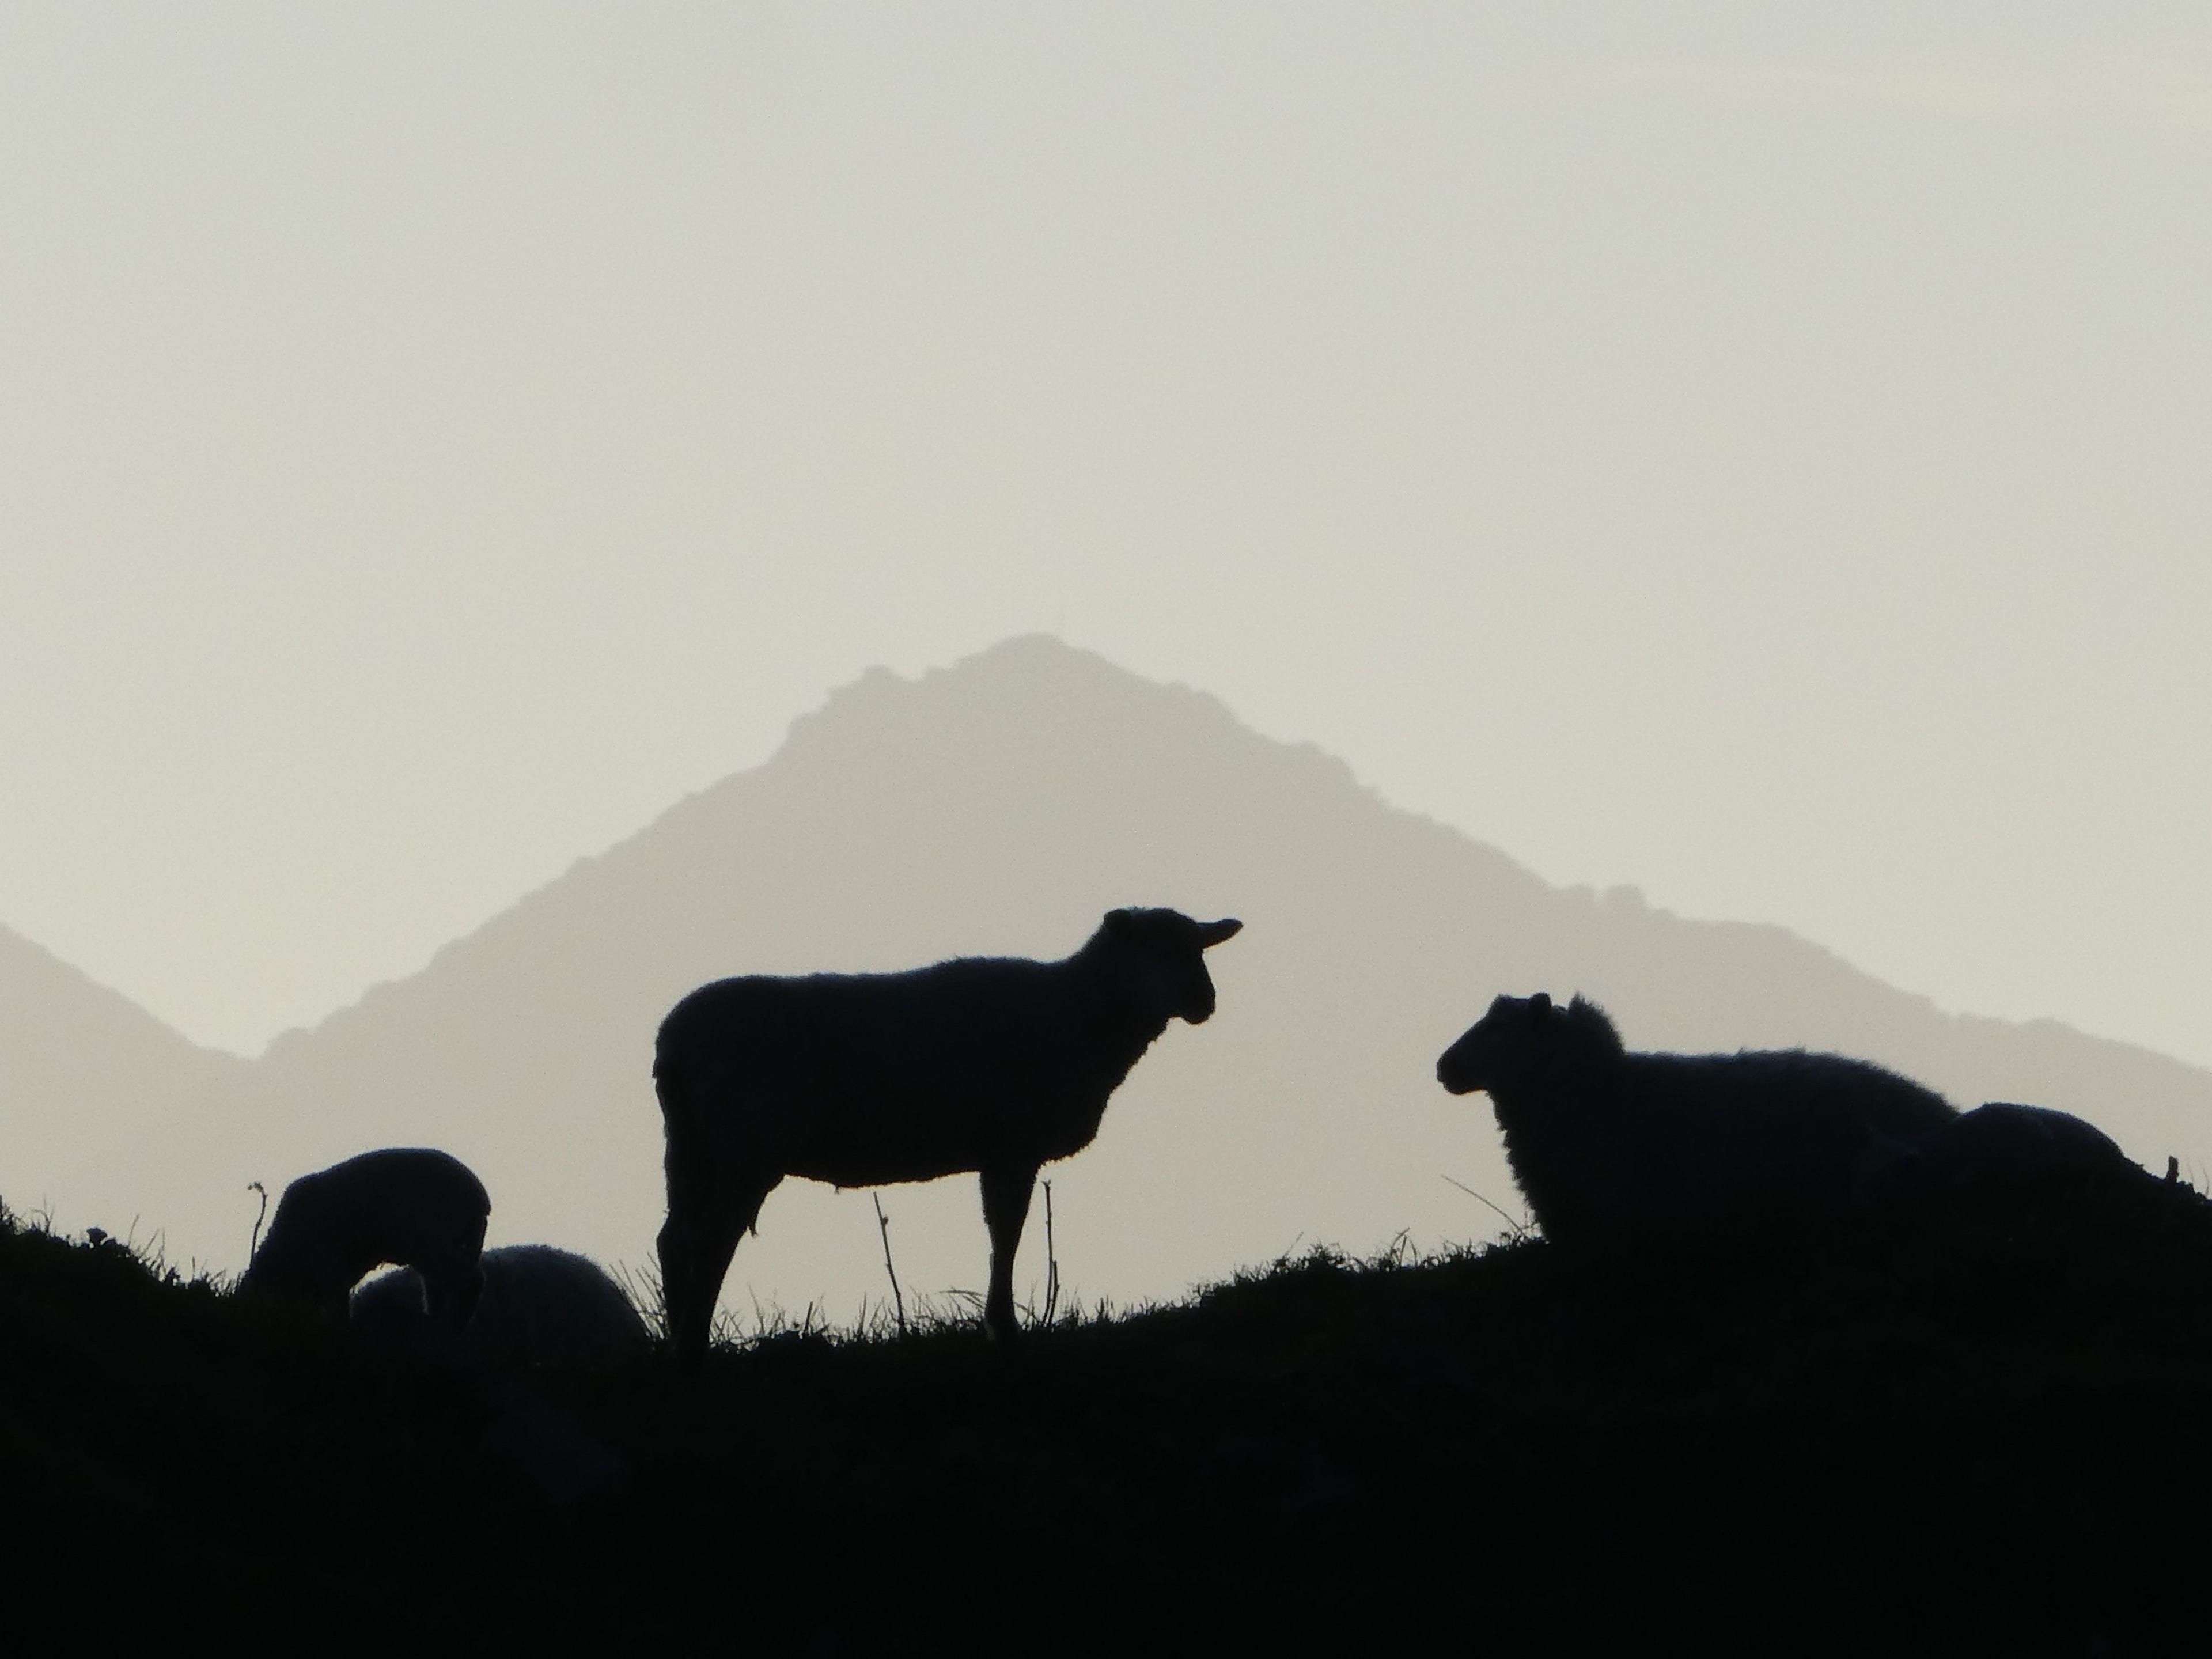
[0,1219,529,1648]
[6,1168,2212,1653]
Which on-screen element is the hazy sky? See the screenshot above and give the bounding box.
[4,4,2209,1069]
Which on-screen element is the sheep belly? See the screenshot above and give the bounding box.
[782,1099,998,1188]
[760,1075,1086,1188]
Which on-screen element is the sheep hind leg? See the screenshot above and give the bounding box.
[978,1164,1040,1342]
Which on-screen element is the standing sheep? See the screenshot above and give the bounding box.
[350,1244,652,1370]
[1435,993,1958,1246]
[242,1147,491,1328]
[653,906,1243,1366]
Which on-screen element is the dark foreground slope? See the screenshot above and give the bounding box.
[6,1173,2212,1655]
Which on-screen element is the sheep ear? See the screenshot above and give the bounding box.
[1529,992,1553,1016]
[1196,917,1242,948]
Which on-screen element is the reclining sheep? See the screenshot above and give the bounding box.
[241,1147,490,1328]
[1855,1100,2139,1207]
[1435,993,1958,1246]
[351,1244,652,1370]
[653,906,1243,1367]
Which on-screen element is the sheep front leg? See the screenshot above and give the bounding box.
[660,1166,776,1372]
[978,1163,1039,1342]
[420,1210,490,1332]
[422,1253,487,1333]
[659,1205,746,1372]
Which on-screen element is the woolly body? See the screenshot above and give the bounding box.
[1437,994,1958,1245]
[1857,1100,2136,1205]
[351,1244,651,1370]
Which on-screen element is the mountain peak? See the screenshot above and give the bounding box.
[783,634,1244,763]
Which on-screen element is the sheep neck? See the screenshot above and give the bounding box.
[1017,946,1178,1157]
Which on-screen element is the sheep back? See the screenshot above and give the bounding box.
[244,1147,491,1319]
[351,1244,651,1370]
[1856,1101,2137,1206]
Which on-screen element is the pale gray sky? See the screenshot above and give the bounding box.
[3,4,2208,1069]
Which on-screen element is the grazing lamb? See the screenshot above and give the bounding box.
[241,1147,490,1327]
[1855,1101,2138,1206]
[653,906,1243,1366]
[350,1244,652,1370]
[1435,993,1958,1246]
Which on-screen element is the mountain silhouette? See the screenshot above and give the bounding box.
[18,635,2212,1317]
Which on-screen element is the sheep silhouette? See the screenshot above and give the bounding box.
[1435,993,1958,1245]
[1855,1100,2138,1206]
[350,1244,652,1370]
[241,1147,490,1327]
[653,906,1242,1367]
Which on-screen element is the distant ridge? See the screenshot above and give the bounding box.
[18,636,2212,1315]
[0,922,245,1241]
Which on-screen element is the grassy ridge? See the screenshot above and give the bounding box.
[6,1173,2211,1653]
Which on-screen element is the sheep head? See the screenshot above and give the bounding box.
[1097,907,1243,1025]
[240,1224,349,1315]
[1438,992,1625,1096]
[1435,991,1563,1095]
